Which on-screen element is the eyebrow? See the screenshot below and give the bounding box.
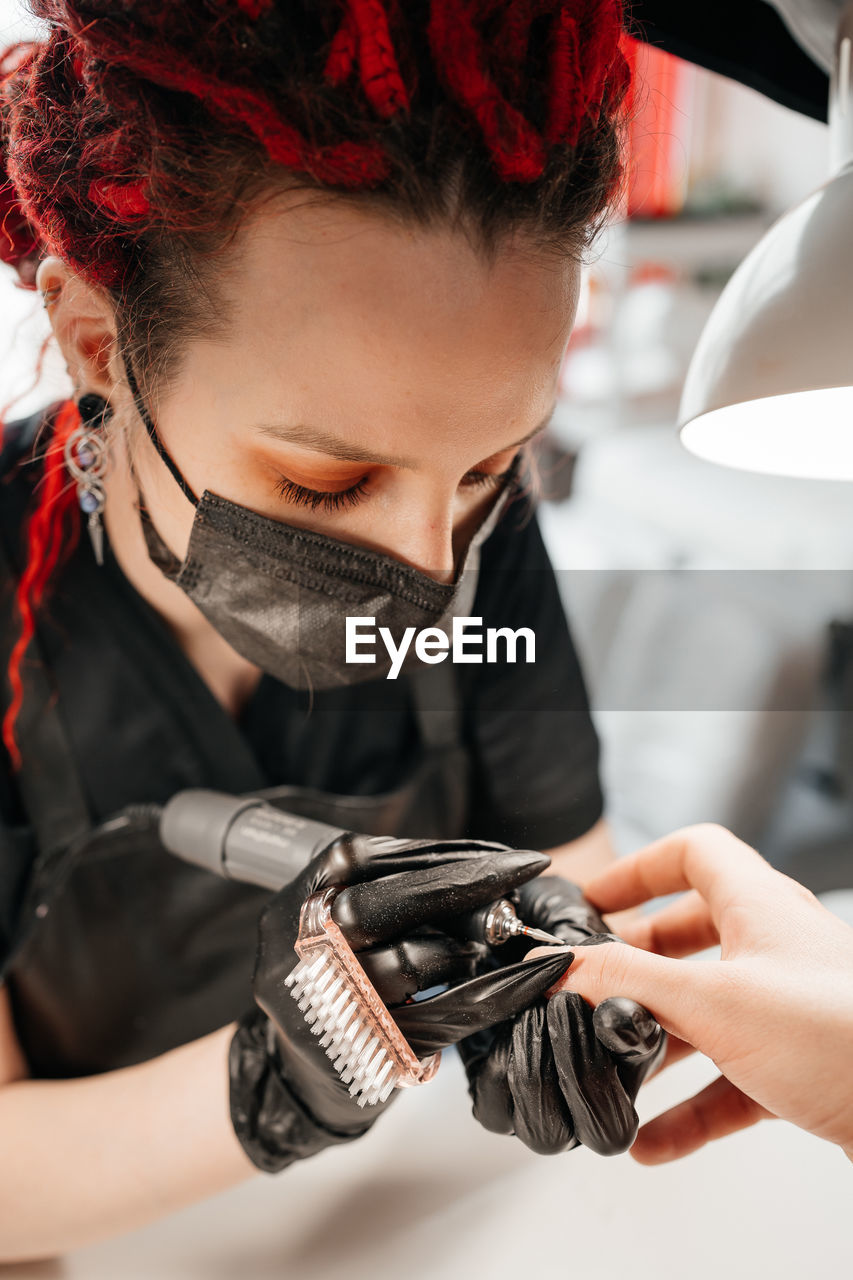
[251,405,556,468]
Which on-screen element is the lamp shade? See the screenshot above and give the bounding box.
[678,7,853,480]
[678,169,853,478]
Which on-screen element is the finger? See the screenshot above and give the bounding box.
[609,1026,697,1083]
[613,891,720,958]
[460,1021,516,1136]
[592,997,664,1061]
[593,996,670,1100]
[630,1076,771,1165]
[391,948,574,1057]
[338,836,549,887]
[614,1030,668,1100]
[546,991,639,1156]
[602,905,645,935]
[551,940,720,1048]
[580,825,775,926]
[359,935,487,1006]
[332,849,550,949]
[508,1002,577,1155]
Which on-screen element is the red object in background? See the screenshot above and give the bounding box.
[621,36,695,219]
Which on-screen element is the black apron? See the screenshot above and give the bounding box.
[0,534,470,1079]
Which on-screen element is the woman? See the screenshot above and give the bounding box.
[0,0,662,1260]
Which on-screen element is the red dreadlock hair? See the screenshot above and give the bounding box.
[0,0,630,768]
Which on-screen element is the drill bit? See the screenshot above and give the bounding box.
[514,922,567,946]
[482,899,567,947]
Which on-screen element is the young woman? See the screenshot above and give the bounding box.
[0,0,663,1259]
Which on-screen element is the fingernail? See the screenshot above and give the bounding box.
[523,944,573,961]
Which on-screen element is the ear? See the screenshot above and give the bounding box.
[36,256,119,400]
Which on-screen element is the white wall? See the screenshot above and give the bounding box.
[689,65,828,214]
[0,0,42,39]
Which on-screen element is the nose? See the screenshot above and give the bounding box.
[391,522,456,583]
[382,497,456,583]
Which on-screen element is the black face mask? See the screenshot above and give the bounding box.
[121,354,519,690]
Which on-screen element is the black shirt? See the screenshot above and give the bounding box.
[0,401,603,971]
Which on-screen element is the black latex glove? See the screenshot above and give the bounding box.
[229,835,575,1172]
[458,875,667,1157]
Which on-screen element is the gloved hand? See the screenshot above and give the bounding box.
[458,875,667,1156]
[229,835,576,1172]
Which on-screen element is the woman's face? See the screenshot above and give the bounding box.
[125,193,582,582]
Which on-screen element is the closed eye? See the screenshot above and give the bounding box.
[272,474,369,512]
[271,455,519,512]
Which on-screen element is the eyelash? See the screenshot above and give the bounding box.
[273,475,370,513]
[273,466,512,513]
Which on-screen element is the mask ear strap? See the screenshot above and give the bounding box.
[117,330,200,508]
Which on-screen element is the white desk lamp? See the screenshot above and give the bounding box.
[679,2,853,479]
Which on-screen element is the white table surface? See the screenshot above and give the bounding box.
[2,1047,849,1280]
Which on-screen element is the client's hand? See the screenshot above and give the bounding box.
[554,824,853,1164]
[458,876,666,1156]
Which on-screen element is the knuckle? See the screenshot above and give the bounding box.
[393,939,424,986]
[316,836,358,887]
[685,821,728,843]
[595,946,632,995]
[780,874,819,910]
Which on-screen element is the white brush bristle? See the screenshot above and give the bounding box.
[286,955,399,1106]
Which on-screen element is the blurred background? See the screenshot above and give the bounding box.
[1,6,852,905]
[537,39,853,910]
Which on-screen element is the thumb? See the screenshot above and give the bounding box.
[553,940,716,1048]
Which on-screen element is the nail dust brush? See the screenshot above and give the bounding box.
[285,890,564,1107]
[286,887,441,1106]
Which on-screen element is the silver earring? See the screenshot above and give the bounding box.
[64,393,113,566]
